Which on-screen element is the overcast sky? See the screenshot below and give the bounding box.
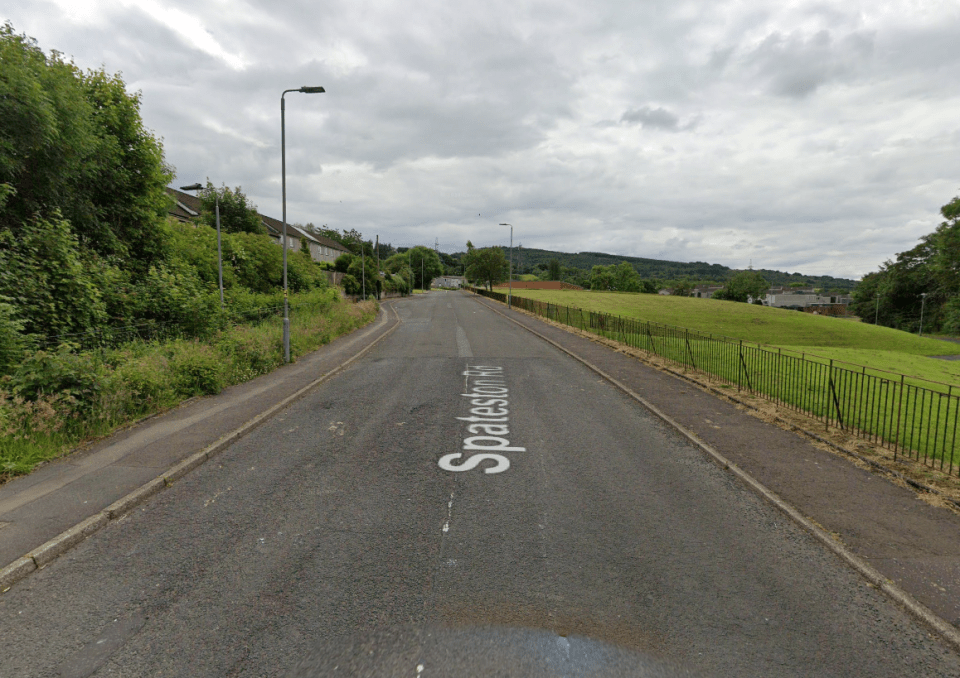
[7,0,960,279]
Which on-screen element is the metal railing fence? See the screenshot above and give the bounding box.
[471,287,960,477]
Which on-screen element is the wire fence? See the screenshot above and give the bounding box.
[471,287,960,477]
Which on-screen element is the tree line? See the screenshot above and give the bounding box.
[0,24,332,372]
[850,194,960,333]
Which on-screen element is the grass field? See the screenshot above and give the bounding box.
[493,288,960,473]
[510,289,959,386]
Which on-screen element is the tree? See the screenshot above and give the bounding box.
[714,271,769,303]
[0,23,172,268]
[848,194,960,333]
[407,246,443,290]
[465,247,507,290]
[198,183,265,235]
[672,280,694,297]
[547,258,561,281]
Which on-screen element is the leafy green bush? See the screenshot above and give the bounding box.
[170,341,224,397]
[9,344,104,414]
[0,297,25,374]
[111,352,174,414]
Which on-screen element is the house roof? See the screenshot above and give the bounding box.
[166,188,202,222]
[165,187,351,253]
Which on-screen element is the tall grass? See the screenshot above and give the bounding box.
[0,290,376,480]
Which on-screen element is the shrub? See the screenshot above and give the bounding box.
[9,344,103,414]
[170,341,224,396]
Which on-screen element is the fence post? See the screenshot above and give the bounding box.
[894,374,905,461]
[828,359,845,430]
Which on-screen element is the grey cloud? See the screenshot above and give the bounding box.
[621,106,679,130]
[743,29,874,98]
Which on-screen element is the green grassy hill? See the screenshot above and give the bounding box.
[511,289,960,385]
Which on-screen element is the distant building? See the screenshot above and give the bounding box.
[435,276,465,288]
[165,187,350,264]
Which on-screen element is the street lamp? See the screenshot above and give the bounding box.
[281,85,325,363]
[500,223,512,307]
[919,292,928,337]
[180,183,224,308]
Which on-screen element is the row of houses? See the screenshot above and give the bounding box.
[166,188,352,265]
[678,284,853,309]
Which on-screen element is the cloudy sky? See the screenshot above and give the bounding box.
[7,0,960,279]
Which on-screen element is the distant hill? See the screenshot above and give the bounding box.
[502,247,857,291]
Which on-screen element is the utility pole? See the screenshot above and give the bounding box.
[375,235,380,300]
[500,223,513,308]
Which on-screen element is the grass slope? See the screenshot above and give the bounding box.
[511,289,960,385]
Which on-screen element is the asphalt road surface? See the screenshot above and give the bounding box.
[2,292,959,677]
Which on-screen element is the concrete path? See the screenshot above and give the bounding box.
[0,302,399,571]
[475,294,960,631]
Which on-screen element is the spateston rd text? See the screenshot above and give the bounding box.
[438,365,525,474]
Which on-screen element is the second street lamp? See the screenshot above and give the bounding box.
[181,183,224,308]
[281,85,325,363]
[500,223,512,308]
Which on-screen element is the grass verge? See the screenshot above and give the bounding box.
[491,289,959,473]
[0,290,376,482]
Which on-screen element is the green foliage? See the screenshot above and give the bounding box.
[0,23,171,267]
[465,246,507,290]
[170,342,224,396]
[334,252,355,273]
[10,344,103,413]
[0,211,107,337]
[133,261,222,338]
[851,194,960,333]
[232,232,283,293]
[589,262,646,292]
[713,270,769,303]
[199,183,265,235]
[407,246,443,290]
[547,258,561,281]
[672,280,694,297]
[0,298,25,373]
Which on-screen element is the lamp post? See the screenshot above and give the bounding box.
[919,292,928,337]
[281,86,325,363]
[500,223,512,307]
[180,183,224,308]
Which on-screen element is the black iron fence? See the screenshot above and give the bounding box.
[472,287,960,477]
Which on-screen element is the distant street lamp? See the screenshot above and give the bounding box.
[180,183,224,308]
[500,223,512,307]
[281,85,325,363]
[919,292,928,337]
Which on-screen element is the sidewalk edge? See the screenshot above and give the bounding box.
[474,296,960,654]
[0,303,401,593]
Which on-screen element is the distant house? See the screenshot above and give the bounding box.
[763,291,852,309]
[166,188,202,223]
[259,215,351,264]
[435,275,465,288]
[691,285,724,299]
[165,187,351,264]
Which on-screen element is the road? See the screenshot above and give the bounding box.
[2,292,958,677]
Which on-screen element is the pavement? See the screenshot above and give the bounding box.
[0,292,959,676]
[0,301,399,577]
[472,293,960,632]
